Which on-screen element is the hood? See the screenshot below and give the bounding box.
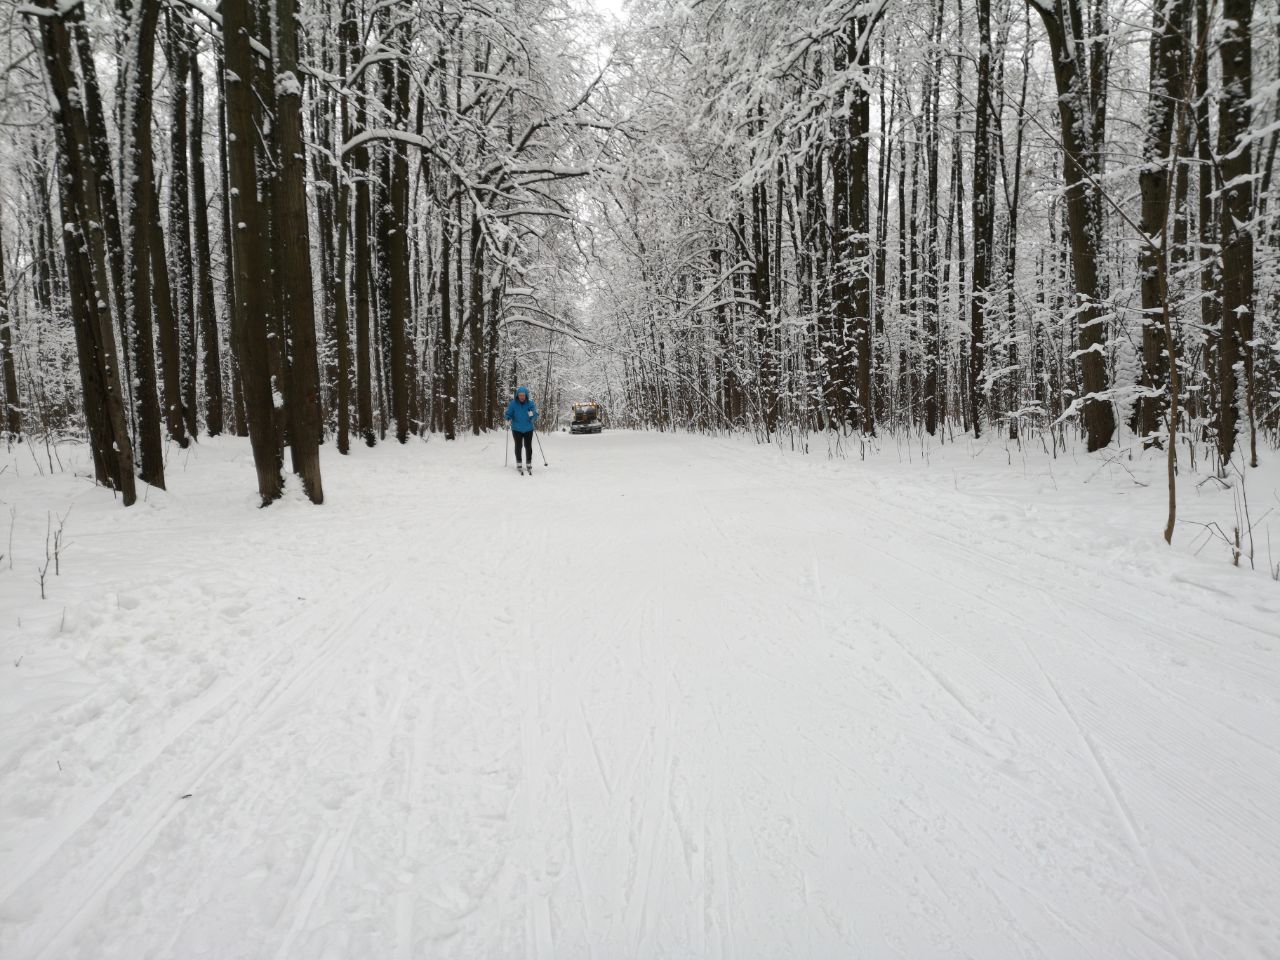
[514,386,532,401]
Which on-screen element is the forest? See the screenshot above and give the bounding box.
[3,3,1280,956]
[0,0,1277,503]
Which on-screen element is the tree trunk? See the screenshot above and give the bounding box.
[827,47,853,425]
[922,0,943,436]
[467,209,486,434]
[439,208,458,440]
[970,0,995,437]
[217,53,248,438]
[1215,0,1255,467]
[122,0,167,485]
[33,0,136,503]
[848,17,877,435]
[1136,0,1186,443]
[148,175,188,448]
[382,33,412,443]
[190,50,224,436]
[272,0,325,501]
[1025,0,1116,451]
[120,0,167,483]
[352,101,376,446]
[223,0,283,503]
[69,3,129,374]
[167,16,198,439]
[0,222,21,438]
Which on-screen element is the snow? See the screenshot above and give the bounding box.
[1,431,1278,959]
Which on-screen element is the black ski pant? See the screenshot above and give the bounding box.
[512,428,533,464]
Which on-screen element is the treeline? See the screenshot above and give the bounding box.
[0,0,607,504]
[587,0,1279,469]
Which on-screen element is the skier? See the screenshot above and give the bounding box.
[504,385,539,474]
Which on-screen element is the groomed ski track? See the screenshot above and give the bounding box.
[1,430,1277,959]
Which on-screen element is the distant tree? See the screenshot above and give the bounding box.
[0,220,21,439]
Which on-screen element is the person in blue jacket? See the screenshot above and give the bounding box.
[504,385,539,473]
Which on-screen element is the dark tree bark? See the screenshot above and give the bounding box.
[122,0,168,485]
[1215,0,1255,467]
[32,0,136,503]
[827,45,853,424]
[223,0,283,503]
[828,11,882,433]
[272,0,325,501]
[331,47,354,454]
[31,153,58,315]
[1000,11,1031,438]
[190,49,224,436]
[60,170,120,489]
[347,5,375,446]
[148,175,188,448]
[68,3,129,369]
[216,53,248,438]
[0,222,21,438]
[382,27,412,443]
[1025,0,1117,451]
[252,0,287,449]
[847,15,879,435]
[970,0,995,437]
[1192,0,1219,441]
[467,209,487,434]
[1135,0,1187,442]
[166,15,198,439]
[922,0,943,436]
[439,207,458,440]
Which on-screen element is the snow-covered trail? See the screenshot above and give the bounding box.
[2,431,1278,959]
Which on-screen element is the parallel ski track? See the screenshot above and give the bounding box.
[18,573,407,960]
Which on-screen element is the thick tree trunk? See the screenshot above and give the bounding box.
[970,0,995,438]
[69,4,129,373]
[34,1,136,503]
[60,171,119,488]
[1136,0,1186,442]
[223,0,283,503]
[1215,0,1255,467]
[252,0,288,451]
[217,53,248,438]
[167,17,198,439]
[272,0,325,501]
[122,0,167,486]
[1191,0,1219,443]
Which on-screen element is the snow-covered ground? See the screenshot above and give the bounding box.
[1,429,1278,959]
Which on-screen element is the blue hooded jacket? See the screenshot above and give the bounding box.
[504,386,539,432]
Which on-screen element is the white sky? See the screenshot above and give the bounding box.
[586,0,627,21]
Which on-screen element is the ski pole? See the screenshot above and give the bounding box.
[504,428,509,468]
[534,429,548,467]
